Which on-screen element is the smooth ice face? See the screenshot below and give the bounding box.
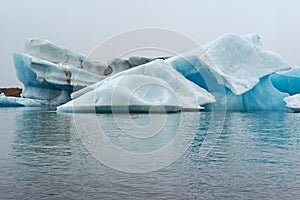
[14,54,104,89]
[57,59,216,113]
[166,58,291,111]
[168,33,290,95]
[284,94,300,112]
[271,66,300,95]
[205,75,290,111]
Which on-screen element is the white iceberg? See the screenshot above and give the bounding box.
[284,94,300,112]
[57,59,216,113]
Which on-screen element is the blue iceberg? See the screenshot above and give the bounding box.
[2,33,300,112]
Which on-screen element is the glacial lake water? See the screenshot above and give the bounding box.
[0,107,299,199]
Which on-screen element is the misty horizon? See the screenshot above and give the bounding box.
[1,0,300,87]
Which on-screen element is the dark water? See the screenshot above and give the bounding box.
[0,108,299,199]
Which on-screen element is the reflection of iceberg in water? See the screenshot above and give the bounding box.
[181,111,300,199]
[13,109,72,165]
[3,108,74,199]
[2,108,299,199]
[72,111,223,173]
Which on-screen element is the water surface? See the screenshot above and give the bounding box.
[0,108,299,199]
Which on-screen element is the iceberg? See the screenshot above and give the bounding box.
[3,33,299,112]
[284,94,300,112]
[57,59,216,113]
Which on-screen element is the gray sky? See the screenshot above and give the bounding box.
[0,0,299,87]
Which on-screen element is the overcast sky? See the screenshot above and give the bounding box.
[0,0,299,87]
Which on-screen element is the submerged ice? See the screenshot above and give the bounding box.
[2,33,300,112]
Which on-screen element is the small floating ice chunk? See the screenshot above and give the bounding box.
[284,94,300,112]
[0,95,48,107]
